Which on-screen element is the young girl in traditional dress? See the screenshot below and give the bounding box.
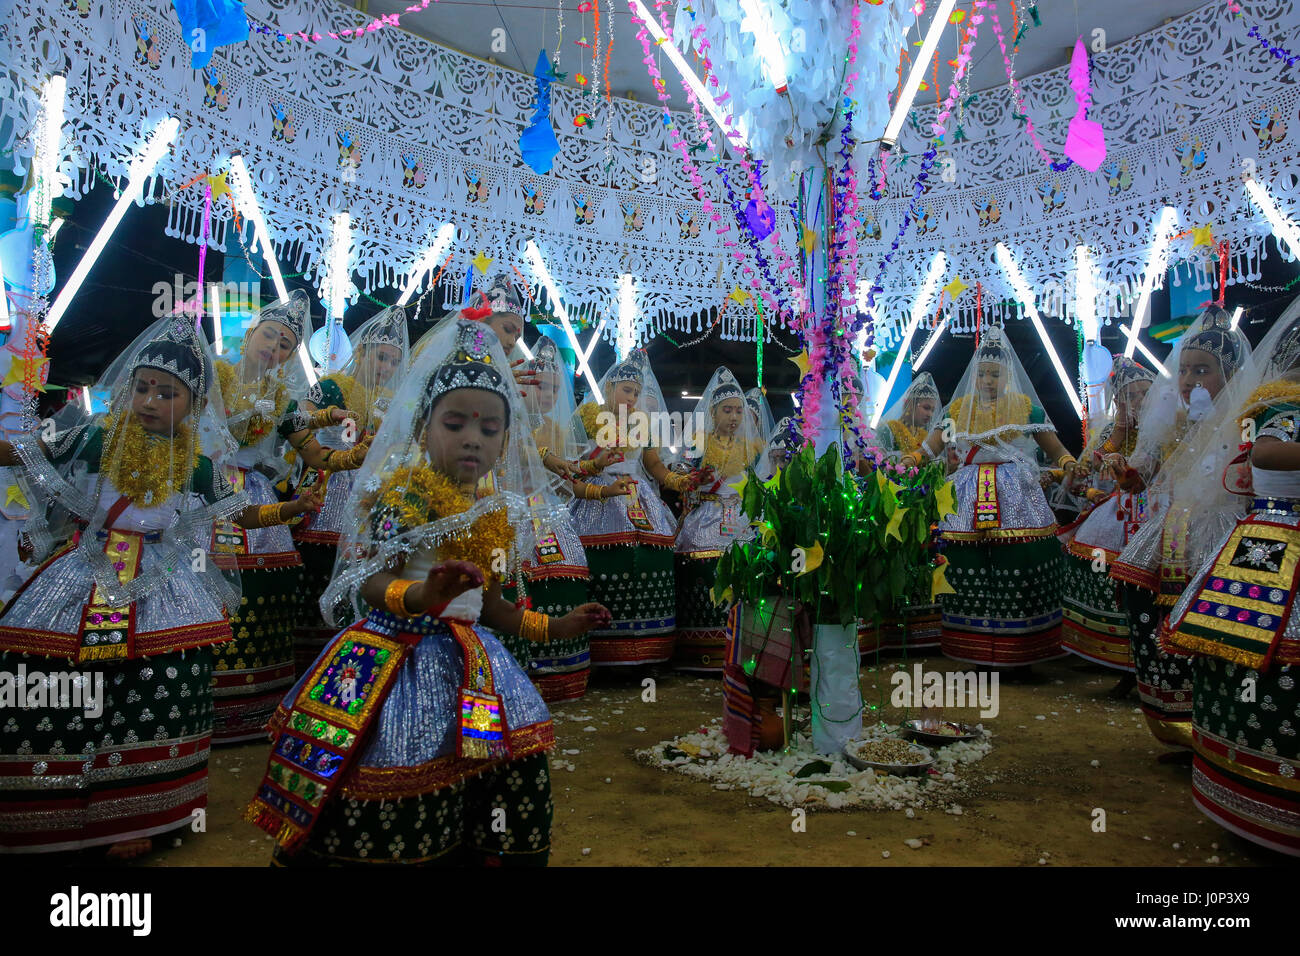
[506,338,599,702]
[0,318,319,857]
[1110,308,1250,751]
[876,373,942,462]
[245,318,610,865]
[876,374,945,652]
[206,291,350,743]
[672,368,764,673]
[288,305,409,673]
[758,416,796,481]
[569,350,704,666]
[901,328,1077,669]
[1165,301,1300,854]
[412,273,539,405]
[1057,357,1156,687]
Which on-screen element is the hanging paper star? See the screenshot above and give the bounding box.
[795,540,824,576]
[763,471,782,492]
[1191,223,1215,248]
[1,354,49,390]
[4,484,28,510]
[798,227,818,253]
[471,250,494,274]
[206,172,230,202]
[788,350,811,378]
[943,275,969,300]
[935,480,957,520]
[727,472,749,500]
[931,558,957,600]
[727,285,752,307]
[885,506,909,542]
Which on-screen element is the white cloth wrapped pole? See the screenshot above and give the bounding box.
[810,621,863,755]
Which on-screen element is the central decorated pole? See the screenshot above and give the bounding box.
[802,160,863,755]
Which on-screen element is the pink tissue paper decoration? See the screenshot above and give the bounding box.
[1064,37,1106,171]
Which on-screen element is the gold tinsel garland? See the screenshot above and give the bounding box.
[372,464,515,588]
[1238,381,1300,428]
[217,360,288,445]
[947,393,1033,440]
[100,412,198,507]
[884,419,925,456]
[700,433,764,477]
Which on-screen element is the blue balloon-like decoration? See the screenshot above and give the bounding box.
[170,0,250,70]
[520,49,562,175]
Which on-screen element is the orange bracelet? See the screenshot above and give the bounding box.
[384,578,417,617]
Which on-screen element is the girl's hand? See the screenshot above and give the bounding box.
[418,559,484,610]
[544,454,581,479]
[293,482,328,515]
[604,476,635,498]
[511,359,541,388]
[552,602,612,640]
[592,447,622,470]
[688,465,715,490]
[1102,453,1127,480]
[331,408,358,425]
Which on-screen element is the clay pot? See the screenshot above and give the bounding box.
[756,695,784,752]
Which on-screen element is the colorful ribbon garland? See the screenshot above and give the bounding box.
[247,1,437,42]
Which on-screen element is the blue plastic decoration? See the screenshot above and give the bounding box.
[171,0,250,70]
[743,194,776,241]
[520,49,561,175]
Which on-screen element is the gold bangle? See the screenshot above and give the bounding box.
[584,483,602,500]
[308,406,340,430]
[257,503,283,527]
[384,578,417,617]
[1057,454,1078,469]
[520,609,550,643]
[537,445,549,461]
[579,459,598,476]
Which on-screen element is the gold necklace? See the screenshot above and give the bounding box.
[372,463,515,586]
[218,360,287,445]
[100,412,197,507]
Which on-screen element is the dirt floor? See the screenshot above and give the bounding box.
[146,653,1287,867]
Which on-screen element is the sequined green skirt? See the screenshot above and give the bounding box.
[271,752,553,866]
[0,649,214,853]
[212,566,303,744]
[585,545,675,666]
[503,576,592,703]
[672,555,728,673]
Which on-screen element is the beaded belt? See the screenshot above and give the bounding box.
[92,528,163,543]
[1252,496,1300,516]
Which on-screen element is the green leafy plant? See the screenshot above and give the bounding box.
[712,445,950,628]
